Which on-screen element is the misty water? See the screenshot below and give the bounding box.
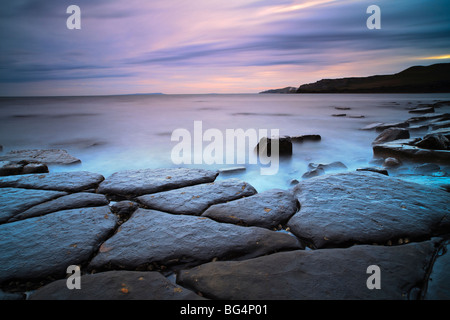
[1,93,449,192]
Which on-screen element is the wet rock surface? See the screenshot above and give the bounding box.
[177,239,440,300]
[288,171,450,249]
[137,178,257,215]
[202,189,298,229]
[0,149,81,165]
[29,271,204,300]
[89,208,302,271]
[98,168,218,198]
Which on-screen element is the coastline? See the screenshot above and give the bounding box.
[0,97,449,300]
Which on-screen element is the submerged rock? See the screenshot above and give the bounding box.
[137,178,257,216]
[177,239,440,300]
[290,135,321,143]
[356,167,389,176]
[89,208,302,271]
[255,136,292,156]
[287,171,450,249]
[202,189,298,229]
[29,271,204,300]
[0,206,117,284]
[383,157,402,168]
[98,168,218,198]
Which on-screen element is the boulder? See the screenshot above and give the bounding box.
[0,149,80,165]
[177,239,441,300]
[0,206,117,284]
[383,157,402,168]
[0,160,49,177]
[137,178,257,216]
[0,171,104,192]
[287,171,450,249]
[302,167,325,179]
[88,208,302,271]
[98,168,218,198]
[29,271,204,300]
[415,134,449,150]
[255,136,292,156]
[372,128,410,145]
[202,189,298,229]
[0,188,66,224]
[10,192,109,222]
[375,122,409,132]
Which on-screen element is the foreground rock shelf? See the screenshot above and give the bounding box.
[0,168,449,300]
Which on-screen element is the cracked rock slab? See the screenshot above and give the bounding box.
[89,208,302,271]
[0,171,105,192]
[137,178,257,215]
[98,168,219,198]
[0,188,66,223]
[202,189,298,229]
[0,206,117,284]
[0,149,81,165]
[29,271,204,300]
[10,192,109,222]
[177,239,441,300]
[287,171,450,249]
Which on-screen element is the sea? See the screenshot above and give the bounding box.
[1,93,449,192]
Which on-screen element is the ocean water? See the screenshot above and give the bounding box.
[1,93,449,192]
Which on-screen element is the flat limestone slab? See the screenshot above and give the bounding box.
[177,239,440,300]
[89,208,302,270]
[287,171,450,249]
[137,178,257,215]
[0,206,117,284]
[29,271,204,300]
[98,168,219,198]
[0,149,81,165]
[0,171,105,192]
[202,189,298,229]
[10,192,109,222]
[0,188,66,223]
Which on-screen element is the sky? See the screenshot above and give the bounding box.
[0,0,449,96]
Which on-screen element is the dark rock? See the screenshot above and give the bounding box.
[0,290,24,300]
[0,171,104,192]
[0,161,49,177]
[290,135,321,143]
[137,178,257,216]
[255,136,292,156]
[332,113,346,117]
[383,157,402,168]
[373,140,450,162]
[413,163,441,174]
[89,208,302,271]
[308,161,348,171]
[98,168,218,198]
[407,113,449,123]
[440,184,450,193]
[301,167,325,179]
[432,120,450,130]
[10,192,109,222]
[356,167,389,176]
[372,128,410,145]
[0,188,66,223]
[0,162,23,176]
[334,107,351,110]
[375,122,409,132]
[22,162,48,174]
[218,166,246,174]
[348,115,365,118]
[177,239,440,300]
[0,206,117,284]
[110,201,139,220]
[287,171,450,249]
[0,145,2,152]
[0,149,80,165]
[202,189,298,229]
[409,106,435,114]
[424,240,450,299]
[29,271,204,300]
[415,134,449,150]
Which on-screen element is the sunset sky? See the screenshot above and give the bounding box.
[0,0,449,96]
